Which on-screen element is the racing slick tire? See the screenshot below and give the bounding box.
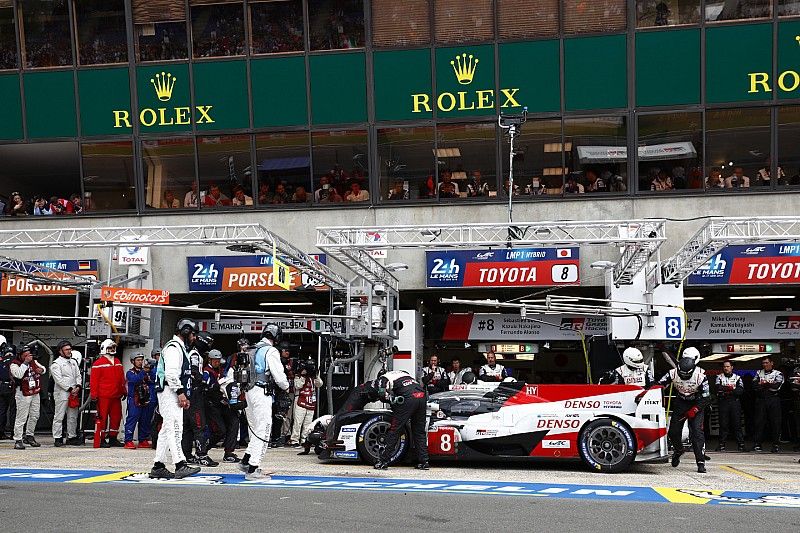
[356,414,409,466]
[578,418,636,473]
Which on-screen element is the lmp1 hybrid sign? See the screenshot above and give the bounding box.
[688,243,800,285]
[426,248,580,288]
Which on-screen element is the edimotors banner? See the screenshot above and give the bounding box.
[0,260,98,297]
[688,243,800,285]
[426,248,579,288]
[187,254,327,292]
[101,287,169,305]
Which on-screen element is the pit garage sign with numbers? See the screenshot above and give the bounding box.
[426,248,579,288]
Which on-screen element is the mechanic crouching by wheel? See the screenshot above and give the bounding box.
[658,347,711,474]
[373,370,429,471]
[598,347,654,387]
[182,331,218,467]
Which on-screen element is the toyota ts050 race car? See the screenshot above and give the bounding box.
[315,380,668,473]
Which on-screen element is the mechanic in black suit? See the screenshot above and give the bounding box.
[373,370,429,471]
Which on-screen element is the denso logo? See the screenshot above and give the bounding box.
[775,316,800,330]
[564,400,600,409]
[537,419,580,429]
[742,246,766,256]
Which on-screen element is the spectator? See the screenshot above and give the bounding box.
[203,184,231,207]
[291,186,310,203]
[69,194,84,214]
[563,174,585,194]
[388,180,409,201]
[671,166,687,189]
[231,185,253,206]
[478,351,509,382]
[705,168,724,189]
[32,196,52,216]
[5,192,28,217]
[448,357,468,386]
[419,175,436,199]
[345,181,369,202]
[315,176,342,203]
[438,171,459,198]
[50,341,82,447]
[503,178,520,196]
[124,353,153,450]
[651,169,674,191]
[756,159,785,186]
[89,339,127,448]
[257,182,273,205]
[184,181,199,208]
[10,344,46,450]
[466,170,490,197]
[605,171,627,192]
[290,361,323,448]
[724,167,751,189]
[585,170,606,192]
[161,189,180,209]
[50,196,74,215]
[272,183,289,204]
[421,355,449,395]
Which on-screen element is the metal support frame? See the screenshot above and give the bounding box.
[661,216,800,285]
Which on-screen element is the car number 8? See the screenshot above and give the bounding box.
[440,433,452,452]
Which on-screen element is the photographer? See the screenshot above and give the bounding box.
[203,349,240,463]
[290,359,322,448]
[50,340,82,447]
[181,331,218,467]
[10,344,46,449]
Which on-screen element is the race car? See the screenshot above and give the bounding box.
[315,380,668,473]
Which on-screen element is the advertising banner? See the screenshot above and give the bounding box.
[426,247,580,288]
[689,243,800,285]
[0,260,98,297]
[100,287,169,305]
[187,254,327,292]
[197,318,344,335]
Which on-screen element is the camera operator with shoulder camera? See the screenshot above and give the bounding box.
[182,331,218,467]
[372,370,429,471]
[204,349,240,463]
[10,343,46,449]
[290,359,322,448]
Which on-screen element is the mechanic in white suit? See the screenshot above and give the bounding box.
[50,340,82,446]
[239,323,289,480]
[599,347,654,387]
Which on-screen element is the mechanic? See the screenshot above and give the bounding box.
[239,324,289,480]
[790,362,800,462]
[478,351,509,382]
[90,339,127,448]
[421,355,449,395]
[148,347,162,449]
[448,357,468,387]
[290,359,323,448]
[182,331,218,467]
[657,347,711,473]
[10,344,46,449]
[0,337,14,440]
[150,318,201,480]
[203,349,240,463]
[277,342,295,446]
[50,340,82,447]
[715,360,745,452]
[598,347,654,387]
[373,370,429,471]
[752,356,784,453]
[124,353,153,449]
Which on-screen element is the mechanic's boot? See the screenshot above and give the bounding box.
[415,462,430,470]
[223,453,239,463]
[238,454,251,473]
[185,455,199,465]
[373,461,389,470]
[54,437,65,447]
[107,437,123,448]
[23,436,40,447]
[703,453,711,461]
[123,441,137,450]
[671,451,683,467]
[174,461,201,479]
[737,443,747,452]
[771,445,780,453]
[245,468,271,481]
[697,463,706,474]
[149,463,175,479]
[138,440,151,449]
[66,437,83,446]
[14,440,25,450]
[197,455,219,467]
[714,443,725,452]
[752,444,763,452]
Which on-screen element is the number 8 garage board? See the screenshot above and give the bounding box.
[426,248,579,288]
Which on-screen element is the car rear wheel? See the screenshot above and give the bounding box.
[356,414,409,465]
[578,418,636,473]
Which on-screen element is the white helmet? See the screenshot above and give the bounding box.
[100,339,117,355]
[0,334,7,351]
[682,346,701,364]
[622,347,645,370]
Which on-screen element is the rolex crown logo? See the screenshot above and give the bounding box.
[150,72,176,102]
[451,53,478,85]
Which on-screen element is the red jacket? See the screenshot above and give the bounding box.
[90,356,126,399]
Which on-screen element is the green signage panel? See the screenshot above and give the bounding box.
[24,70,77,139]
[435,44,496,118]
[251,55,308,127]
[499,40,560,114]
[78,67,132,136]
[194,60,249,131]
[636,29,700,107]
[374,49,432,121]
[0,74,23,140]
[310,52,367,125]
[778,20,800,100]
[706,23,772,104]
[135,63,192,133]
[565,35,627,111]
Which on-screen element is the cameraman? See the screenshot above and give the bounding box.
[10,344,46,449]
[203,349,240,463]
[181,331,218,467]
[290,360,322,448]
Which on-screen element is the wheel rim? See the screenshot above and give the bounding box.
[364,421,392,459]
[585,425,629,466]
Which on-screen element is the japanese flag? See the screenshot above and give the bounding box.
[557,249,572,258]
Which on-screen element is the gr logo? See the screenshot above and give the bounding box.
[775,316,800,330]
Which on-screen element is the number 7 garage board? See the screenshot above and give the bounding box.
[426,248,579,288]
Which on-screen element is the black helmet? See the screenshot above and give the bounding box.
[677,356,696,380]
[461,371,477,384]
[194,331,214,353]
[176,318,198,336]
[262,323,282,342]
[278,341,290,352]
[57,340,72,353]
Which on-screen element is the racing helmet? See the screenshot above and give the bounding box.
[622,347,645,370]
[57,340,72,354]
[207,349,223,360]
[194,331,214,353]
[262,323,282,343]
[100,339,117,355]
[129,352,145,364]
[682,346,701,365]
[176,318,198,336]
[0,334,7,352]
[151,347,162,357]
[677,356,696,380]
[461,371,477,384]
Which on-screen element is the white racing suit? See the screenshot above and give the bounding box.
[245,338,289,468]
[154,335,191,467]
[50,356,81,440]
[599,365,654,387]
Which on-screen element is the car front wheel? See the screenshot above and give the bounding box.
[578,418,636,473]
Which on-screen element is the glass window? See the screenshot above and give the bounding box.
[309,0,365,50]
[197,134,253,208]
[637,112,703,192]
[75,0,128,65]
[136,22,188,62]
[706,108,771,190]
[192,3,245,58]
[250,0,304,54]
[779,0,800,15]
[501,119,564,198]
[0,7,18,70]
[311,129,369,204]
[563,0,626,35]
[21,0,73,68]
[81,141,137,212]
[436,123,497,200]
[142,137,196,210]
[372,0,431,48]
[636,0,701,27]
[777,106,800,186]
[498,0,559,39]
[705,1,771,22]
[0,142,81,217]
[434,0,494,44]
[377,126,435,202]
[563,116,627,194]
[255,131,311,206]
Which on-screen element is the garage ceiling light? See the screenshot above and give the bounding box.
[259,302,313,307]
[729,295,796,300]
[683,296,704,301]
[730,353,771,362]
[707,309,761,313]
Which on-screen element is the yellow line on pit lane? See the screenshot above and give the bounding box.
[67,471,137,484]
[720,465,765,481]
